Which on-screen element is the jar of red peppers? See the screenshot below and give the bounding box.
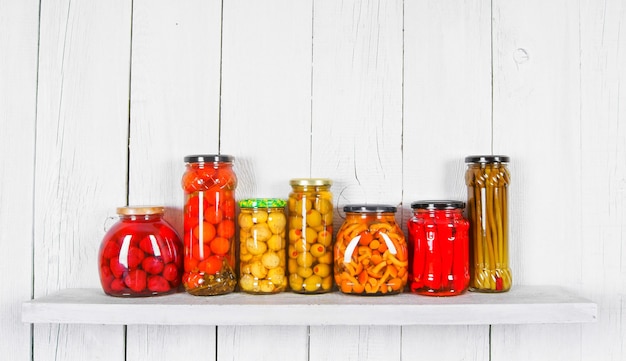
[334,205,408,295]
[465,155,512,292]
[98,206,183,297]
[407,201,470,296]
[181,154,238,296]
[238,198,288,294]
[287,178,334,294]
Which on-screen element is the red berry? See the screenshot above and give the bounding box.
[162,263,179,282]
[102,240,120,259]
[110,278,126,292]
[110,257,126,278]
[139,236,155,255]
[124,269,147,292]
[127,246,145,268]
[142,256,165,275]
[148,275,171,293]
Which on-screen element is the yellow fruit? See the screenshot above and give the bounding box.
[310,243,326,258]
[296,266,313,279]
[246,238,268,255]
[267,234,284,251]
[306,209,322,227]
[313,263,331,278]
[238,213,254,229]
[267,212,287,234]
[251,223,272,241]
[303,274,322,292]
[289,273,303,290]
[315,198,332,215]
[252,210,268,224]
[304,227,318,244]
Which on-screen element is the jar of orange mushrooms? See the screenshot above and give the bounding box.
[334,204,408,295]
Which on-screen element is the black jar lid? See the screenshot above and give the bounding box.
[343,204,397,213]
[184,154,234,163]
[464,155,510,163]
[410,200,465,210]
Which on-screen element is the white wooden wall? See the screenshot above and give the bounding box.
[1,0,624,360]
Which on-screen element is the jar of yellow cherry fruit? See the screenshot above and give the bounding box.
[287,178,334,293]
[238,198,288,294]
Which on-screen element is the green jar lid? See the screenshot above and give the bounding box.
[239,198,287,208]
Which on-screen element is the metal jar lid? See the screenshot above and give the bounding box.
[184,154,234,163]
[289,178,333,187]
[343,204,397,213]
[464,155,510,163]
[239,198,287,209]
[410,200,465,210]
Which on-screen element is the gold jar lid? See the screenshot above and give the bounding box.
[289,178,333,187]
[116,206,165,216]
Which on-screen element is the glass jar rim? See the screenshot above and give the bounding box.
[410,200,465,210]
[465,155,510,163]
[290,178,333,187]
[116,206,165,216]
[184,154,234,163]
[343,204,396,213]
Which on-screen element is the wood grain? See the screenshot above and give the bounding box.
[32,0,132,359]
[0,0,39,360]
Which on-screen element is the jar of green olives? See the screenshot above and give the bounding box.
[287,178,334,293]
[238,198,288,294]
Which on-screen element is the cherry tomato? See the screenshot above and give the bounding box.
[210,237,230,255]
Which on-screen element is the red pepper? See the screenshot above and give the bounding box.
[423,222,441,290]
[408,220,425,291]
[452,218,470,293]
[437,221,454,291]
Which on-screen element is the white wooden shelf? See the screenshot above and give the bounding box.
[22,286,596,326]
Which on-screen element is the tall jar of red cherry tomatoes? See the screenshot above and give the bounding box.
[407,201,470,296]
[181,154,238,296]
[98,206,183,297]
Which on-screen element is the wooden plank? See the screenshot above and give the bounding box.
[402,1,493,359]
[218,326,308,361]
[22,286,597,326]
[491,1,584,360]
[310,326,401,361]
[579,0,626,360]
[125,1,223,360]
[310,0,404,359]
[0,0,39,360]
[33,0,132,359]
[402,325,489,361]
[218,1,313,360]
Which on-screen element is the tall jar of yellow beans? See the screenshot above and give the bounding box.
[287,178,334,293]
[465,155,512,292]
[238,198,288,294]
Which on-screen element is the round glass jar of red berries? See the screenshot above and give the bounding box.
[98,206,183,297]
[181,154,238,296]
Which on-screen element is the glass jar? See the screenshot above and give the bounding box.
[238,198,288,294]
[465,155,512,292]
[181,154,238,296]
[287,178,334,293]
[98,206,183,297]
[334,205,408,295]
[408,201,470,296]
